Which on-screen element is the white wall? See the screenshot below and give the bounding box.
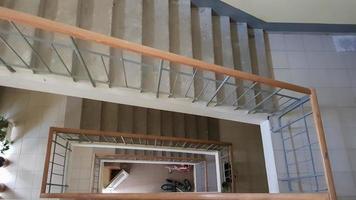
[267,32,356,199]
[0,87,67,199]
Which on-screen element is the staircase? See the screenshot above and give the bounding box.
[0,1,336,200]
[0,0,286,125]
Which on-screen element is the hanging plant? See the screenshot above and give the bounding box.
[0,116,11,154]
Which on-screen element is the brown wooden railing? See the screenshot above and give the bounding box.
[0,7,336,200]
[42,127,232,196]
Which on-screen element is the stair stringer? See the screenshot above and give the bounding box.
[0,68,267,125]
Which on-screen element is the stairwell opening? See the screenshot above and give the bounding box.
[62,97,269,194]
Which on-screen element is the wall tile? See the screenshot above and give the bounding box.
[329,149,353,172]
[273,69,292,82]
[287,51,308,69]
[303,34,325,51]
[267,33,286,51]
[333,171,356,196]
[285,34,304,51]
[321,35,336,51]
[270,51,289,68]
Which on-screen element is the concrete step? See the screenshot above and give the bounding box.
[184,114,198,158]
[142,0,170,93]
[173,112,185,157]
[110,0,142,88]
[80,99,102,130]
[146,109,161,156]
[161,110,173,157]
[207,118,219,141]
[64,97,83,129]
[133,107,147,134]
[117,104,134,154]
[169,0,194,97]
[117,104,134,132]
[212,15,236,105]
[185,114,198,139]
[191,7,217,102]
[250,29,273,110]
[231,22,254,106]
[72,0,113,83]
[197,116,209,140]
[0,0,41,71]
[101,102,119,131]
[30,0,79,75]
[133,106,147,155]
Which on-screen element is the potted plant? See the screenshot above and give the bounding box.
[0,115,13,142]
[0,183,6,192]
[0,116,12,167]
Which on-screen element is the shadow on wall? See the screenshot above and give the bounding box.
[0,87,66,142]
[219,119,268,193]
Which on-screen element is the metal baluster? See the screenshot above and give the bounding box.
[100,55,110,86]
[207,76,230,106]
[169,72,179,97]
[287,123,303,191]
[193,81,210,103]
[80,134,92,143]
[279,98,293,110]
[248,88,282,114]
[272,112,312,133]
[51,44,72,77]
[185,69,197,97]
[121,136,126,144]
[301,104,320,191]
[0,56,15,72]
[235,90,262,110]
[232,82,258,106]
[11,22,52,72]
[120,53,128,87]
[279,117,293,191]
[48,134,58,193]
[216,84,238,106]
[61,140,69,193]
[156,59,164,98]
[70,36,96,87]
[0,34,31,70]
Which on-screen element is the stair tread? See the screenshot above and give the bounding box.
[101,102,119,131]
[191,7,217,102]
[250,29,273,110]
[212,15,237,106]
[133,107,147,134]
[110,0,143,89]
[80,99,102,130]
[142,0,170,93]
[169,0,194,97]
[31,0,79,74]
[231,22,254,106]
[0,0,41,69]
[72,0,113,83]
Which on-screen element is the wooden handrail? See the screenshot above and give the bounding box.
[41,127,54,194]
[311,89,337,200]
[40,192,329,200]
[0,7,311,94]
[95,153,206,162]
[51,127,232,146]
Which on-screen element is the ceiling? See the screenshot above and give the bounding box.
[222,0,356,24]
